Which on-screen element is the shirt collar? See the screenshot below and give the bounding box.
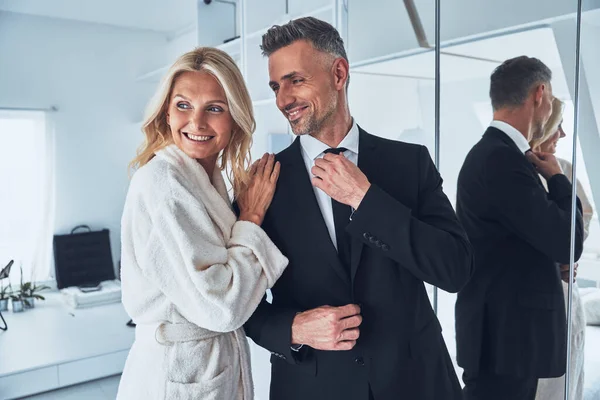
[490,120,531,154]
[300,119,359,160]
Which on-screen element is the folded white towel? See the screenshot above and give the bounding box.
[60,280,122,308]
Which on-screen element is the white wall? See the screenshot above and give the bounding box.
[0,11,167,276]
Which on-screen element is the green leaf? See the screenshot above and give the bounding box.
[33,285,50,293]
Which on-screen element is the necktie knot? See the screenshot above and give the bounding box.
[324,147,348,155]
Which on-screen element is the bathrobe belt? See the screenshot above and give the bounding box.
[136,321,222,346]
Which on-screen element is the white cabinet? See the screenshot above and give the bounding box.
[246,35,273,101]
[0,367,59,400]
[0,293,134,399]
[252,102,290,158]
[245,0,287,34]
[288,0,334,16]
[57,350,129,387]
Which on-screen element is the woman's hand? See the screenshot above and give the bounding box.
[237,153,280,226]
[560,263,578,283]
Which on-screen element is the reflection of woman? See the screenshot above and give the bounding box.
[117,48,288,400]
[531,98,594,400]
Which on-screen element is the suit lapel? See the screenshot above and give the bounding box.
[281,138,351,286]
[350,128,378,283]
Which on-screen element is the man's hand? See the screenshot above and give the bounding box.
[291,304,362,351]
[311,153,371,209]
[526,151,563,180]
[560,263,578,283]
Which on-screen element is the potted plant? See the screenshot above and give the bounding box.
[0,282,11,312]
[10,291,23,313]
[21,282,50,309]
[17,266,50,309]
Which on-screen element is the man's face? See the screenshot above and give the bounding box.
[268,40,338,136]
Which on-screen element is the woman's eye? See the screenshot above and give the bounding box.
[176,102,190,110]
[208,106,224,112]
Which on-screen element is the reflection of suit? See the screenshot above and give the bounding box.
[455,127,584,399]
[244,127,473,400]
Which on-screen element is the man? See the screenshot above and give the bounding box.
[243,17,472,400]
[455,56,585,400]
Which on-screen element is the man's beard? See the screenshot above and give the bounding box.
[289,97,337,136]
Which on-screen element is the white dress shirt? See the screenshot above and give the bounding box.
[489,120,531,154]
[299,120,359,250]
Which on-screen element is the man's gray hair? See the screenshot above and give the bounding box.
[261,17,349,87]
[489,56,552,111]
[261,17,347,61]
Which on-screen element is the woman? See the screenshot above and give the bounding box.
[117,47,288,400]
[532,97,594,400]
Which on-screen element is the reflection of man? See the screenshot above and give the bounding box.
[455,56,585,400]
[244,17,473,400]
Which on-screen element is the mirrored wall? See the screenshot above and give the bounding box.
[346,1,598,399]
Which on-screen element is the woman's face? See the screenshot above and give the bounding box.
[539,122,566,154]
[167,71,234,167]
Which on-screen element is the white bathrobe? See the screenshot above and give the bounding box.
[117,144,288,400]
[535,158,593,400]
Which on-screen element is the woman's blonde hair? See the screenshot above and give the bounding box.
[530,97,565,150]
[129,47,255,198]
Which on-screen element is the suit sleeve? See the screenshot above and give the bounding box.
[244,297,313,366]
[233,201,312,367]
[346,145,473,293]
[484,149,584,264]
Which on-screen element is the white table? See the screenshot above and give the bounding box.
[0,292,134,399]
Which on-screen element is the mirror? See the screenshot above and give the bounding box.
[573,2,600,399]
[440,1,582,399]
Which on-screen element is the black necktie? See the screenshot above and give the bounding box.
[323,147,352,273]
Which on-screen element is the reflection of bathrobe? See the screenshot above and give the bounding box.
[117,144,288,400]
[536,158,593,400]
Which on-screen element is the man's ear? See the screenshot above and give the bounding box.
[534,84,545,106]
[332,57,350,91]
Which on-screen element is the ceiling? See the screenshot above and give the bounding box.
[0,0,198,34]
[352,27,572,99]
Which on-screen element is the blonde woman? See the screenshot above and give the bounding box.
[532,97,594,400]
[117,47,288,400]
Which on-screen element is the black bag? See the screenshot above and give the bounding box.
[53,225,115,289]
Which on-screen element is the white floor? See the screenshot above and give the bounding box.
[19,375,120,400]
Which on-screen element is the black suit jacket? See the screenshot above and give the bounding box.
[455,127,584,378]
[244,127,473,400]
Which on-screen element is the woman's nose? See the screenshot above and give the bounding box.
[192,111,207,130]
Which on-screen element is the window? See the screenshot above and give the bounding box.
[0,110,55,283]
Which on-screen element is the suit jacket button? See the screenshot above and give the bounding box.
[363,232,372,240]
[369,236,377,243]
[355,356,365,366]
[375,240,382,247]
[381,244,390,251]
